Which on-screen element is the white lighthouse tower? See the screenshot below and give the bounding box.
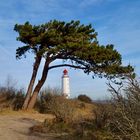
[62,69,70,98]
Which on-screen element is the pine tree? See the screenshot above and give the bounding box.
[14,20,134,109]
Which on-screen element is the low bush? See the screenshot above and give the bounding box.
[78,94,92,103]
[35,87,61,113]
[36,87,94,123]
[43,95,75,123]
[93,103,112,130]
[0,86,25,111]
[107,76,140,140]
[31,118,113,140]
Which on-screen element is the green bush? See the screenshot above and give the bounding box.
[78,94,92,103]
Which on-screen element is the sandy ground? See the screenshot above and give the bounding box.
[0,110,55,140]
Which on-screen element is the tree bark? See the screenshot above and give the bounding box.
[27,59,50,109]
[22,55,42,109]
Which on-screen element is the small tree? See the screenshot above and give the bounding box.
[15,20,134,109]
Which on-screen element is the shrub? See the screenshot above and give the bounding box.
[93,103,112,130]
[31,118,113,140]
[45,95,75,123]
[0,86,25,110]
[35,87,61,113]
[107,76,140,140]
[13,89,25,110]
[36,87,76,123]
[78,94,92,103]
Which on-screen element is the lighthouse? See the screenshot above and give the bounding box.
[62,69,70,98]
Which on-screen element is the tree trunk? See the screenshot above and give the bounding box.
[22,55,42,109]
[27,59,50,109]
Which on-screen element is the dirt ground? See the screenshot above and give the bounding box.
[0,110,55,140]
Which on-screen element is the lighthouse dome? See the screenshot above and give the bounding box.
[63,69,68,75]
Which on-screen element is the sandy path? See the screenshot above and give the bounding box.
[0,111,54,140]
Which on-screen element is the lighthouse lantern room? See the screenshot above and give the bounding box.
[62,69,70,98]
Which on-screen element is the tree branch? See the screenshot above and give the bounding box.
[48,64,87,70]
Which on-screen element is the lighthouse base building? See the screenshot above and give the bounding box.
[62,69,70,98]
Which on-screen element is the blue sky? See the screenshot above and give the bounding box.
[0,0,140,99]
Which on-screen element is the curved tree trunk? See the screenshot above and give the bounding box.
[27,59,50,109]
[22,55,42,109]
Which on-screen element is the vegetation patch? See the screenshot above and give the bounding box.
[0,85,25,111]
[30,76,140,140]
